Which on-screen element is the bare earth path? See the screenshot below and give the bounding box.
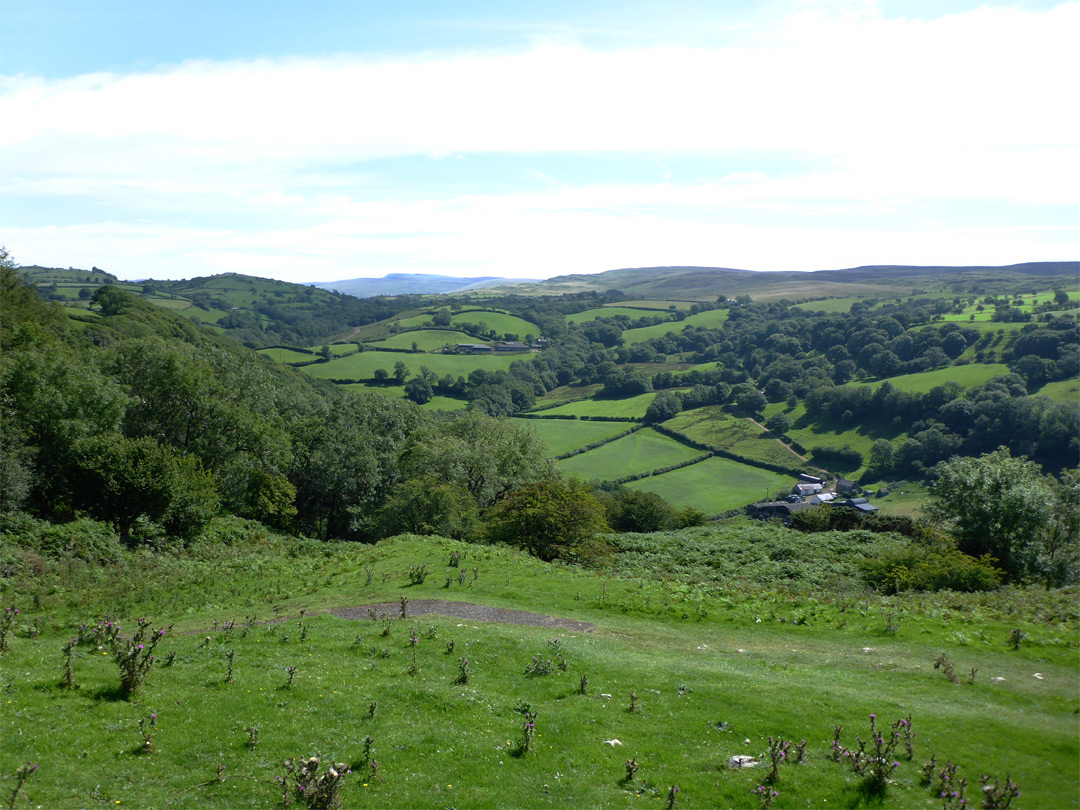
[744,415,810,463]
[329,599,595,633]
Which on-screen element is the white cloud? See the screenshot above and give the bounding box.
[1,2,1077,279]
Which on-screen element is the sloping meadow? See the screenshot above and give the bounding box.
[0,523,1076,808]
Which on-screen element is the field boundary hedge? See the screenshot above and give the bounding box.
[650,423,810,477]
[553,424,644,460]
[608,452,713,485]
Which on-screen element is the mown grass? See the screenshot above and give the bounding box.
[557,428,699,480]
[302,350,519,382]
[537,393,658,419]
[365,329,479,352]
[0,528,1076,809]
[663,408,806,468]
[509,419,631,458]
[619,310,729,345]
[624,456,791,513]
[854,364,1010,394]
[565,307,660,324]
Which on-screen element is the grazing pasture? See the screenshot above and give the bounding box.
[624,456,792,513]
[557,428,700,480]
[537,392,658,419]
[510,418,632,458]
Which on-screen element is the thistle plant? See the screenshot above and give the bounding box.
[624,756,639,783]
[934,653,960,684]
[407,648,419,676]
[765,737,791,783]
[361,735,374,766]
[893,715,915,760]
[628,691,640,714]
[424,625,437,640]
[246,726,259,749]
[224,649,235,684]
[380,619,392,638]
[280,755,350,810]
[1007,628,1024,650]
[364,565,375,586]
[399,595,409,619]
[979,774,1020,809]
[137,713,157,755]
[7,761,37,810]
[61,637,79,690]
[448,550,460,567]
[830,725,844,761]
[0,607,19,652]
[444,576,453,588]
[751,784,778,810]
[96,617,165,698]
[454,657,470,685]
[518,710,537,754]
[284,665,298,688]
[666,784,680,809]
[457,569,468,585]
[578,675,589,695]
[837,714,901,793]
[368,701,377,719]
[408,564,429,585]
[446,639,455,654]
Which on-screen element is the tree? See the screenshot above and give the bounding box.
[404,377,433,405]
[765,412,791,435]
[643,391,681,424]
[373,368,389,382]
[604,489,677,533]
[925,447,1055,579]
[868,438,895,473]
[486,478,609,562]
[377,474,478,540]
[432,308,452,327]
[736,389,767,417]
[393,360,410,384]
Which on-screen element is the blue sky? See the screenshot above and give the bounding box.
[2,0,1077,282]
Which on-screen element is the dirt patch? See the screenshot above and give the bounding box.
[329,600,595,633]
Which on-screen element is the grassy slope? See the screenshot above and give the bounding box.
[301,351,519,381]
[1034,378,1080,404]
[0,531,1076,809]
[366,329,481,351]
[538,393,658,419]
[662,407,807,468]
[855,364,1011,394]
[620,309,729,345]
[625,456,791,513]
[557,428,700,480]
[509,419,632,458]
[565,307,661,324]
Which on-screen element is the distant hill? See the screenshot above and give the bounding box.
[314,273,539,297]
[512,262,1079,301]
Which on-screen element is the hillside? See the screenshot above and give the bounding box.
[314,273,539,297]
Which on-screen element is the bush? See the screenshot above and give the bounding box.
[809,445,864,469]
[859,543,1002,593]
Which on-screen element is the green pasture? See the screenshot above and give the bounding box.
[856,364,1010,394]
[608,300,694,310]
[619,309,729,345]
[557,428,699,480]
[625,456,791,513]
[781,404,908,479]
[530,384,603,409]
[793,297,863,314]
[537,392,658,419]
[300,350,519,382]
[1034,377,1080,404]
[336,383,468,411]
[451,310,536,336]
[365,330,479,352]
[258,347,315,363]
[509,419,631,458]
[0,528,1076,809]
[565,307,660,324]
[663,407,806,468]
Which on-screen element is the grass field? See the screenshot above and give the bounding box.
[450,310,536,337]
[530,384,603,409]
[620,309,729,345]
[301,350,520,382]
[509,419,631,458]
[1,526,1076,810]
[1034,377,1080,404]
[565,307,661,324]
[663,407,806,468]
[607,300,694,310]
[557,428,700,480]
[855,364,1010,394]
[365,330,479,352]
[779,404,908,479]
[792,297,862,313]
[625,456,791,513]
[537,392,658,419]
[257,347,315,363]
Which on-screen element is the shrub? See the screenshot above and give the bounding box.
[859,543,1001,593]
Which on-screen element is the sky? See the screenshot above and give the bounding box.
[1,0,1078,284]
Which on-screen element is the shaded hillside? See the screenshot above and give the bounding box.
[315,273,539,297]
[517,262,1078,301]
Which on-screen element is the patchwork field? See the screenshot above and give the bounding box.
[662,407,806,468]
[536,392,658,419]
[855,364,1010,393]
[565,307,660,324]
[301,350,519,381]
[365,329,479,351]
[259,347,315,363]
[509,418,632,458]
[625,455,791,513]
[619,309,729,345]
[557,428,700,481]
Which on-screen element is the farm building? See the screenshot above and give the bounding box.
[836,478,861,495]
[456,343,492,353]
[793,482,823,497]
[746,500,814,523]
[830,497,879,513]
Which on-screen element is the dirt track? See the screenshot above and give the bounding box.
[329,599,595,633]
